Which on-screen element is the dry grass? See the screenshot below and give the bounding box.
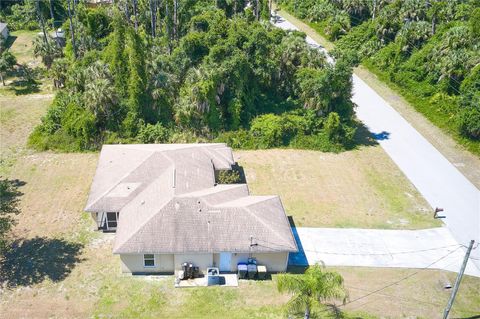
[236,149,440,229]
[0,35,476,319]
[8,30,42,65]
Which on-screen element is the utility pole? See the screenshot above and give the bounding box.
[443,240,475,319]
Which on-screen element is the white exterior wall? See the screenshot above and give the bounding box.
[120,254,174,273]
[218,252,289,272]
[119,252,289,274]
[174,253,213,274]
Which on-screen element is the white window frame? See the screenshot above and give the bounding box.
[143,254,156,268]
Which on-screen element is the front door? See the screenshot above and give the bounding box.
[219,252,232,272]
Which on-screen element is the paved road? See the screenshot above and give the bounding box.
[272,14,480,270]
[289,227,479,277]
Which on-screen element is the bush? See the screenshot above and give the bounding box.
[137,123,171,143]
[459,106,480,139]
[215,129,256,149]
[289,133,344,152]
[216,170,241,184]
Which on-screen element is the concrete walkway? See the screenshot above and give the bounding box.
[271,14,480,270]
[289,227,480,277]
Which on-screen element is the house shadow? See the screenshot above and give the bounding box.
[4,35,17,50]
[287,216,309,271]
[232,163,247,183]
[0,237,84,288]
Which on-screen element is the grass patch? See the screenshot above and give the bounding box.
[8,30,41,65]
[237,148,439,229]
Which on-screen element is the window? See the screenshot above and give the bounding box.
[106,212,118,229]
[144,254,155,267]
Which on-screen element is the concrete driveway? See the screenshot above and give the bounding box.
[271,13,480,270]
[289,227,480,277]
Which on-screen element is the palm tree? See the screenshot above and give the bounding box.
[32,36,61,69]
[277,264,348,319]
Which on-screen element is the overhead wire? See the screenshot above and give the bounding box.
[337,245,462,307]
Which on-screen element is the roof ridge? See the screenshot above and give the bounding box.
[113,167,175,253]
[201,146,232,165]
[242,201,295,250]
[85,150,157,211]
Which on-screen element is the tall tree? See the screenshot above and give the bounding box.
[123,28,148,135]
[133,0,139,32]
[277,264,348,319]
[36,0,49,48]
[105,10,128,98]
[150,0,157,37]
[49,0,56,31]
[67,0,77,59]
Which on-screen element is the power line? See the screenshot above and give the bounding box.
[338,245,462,307]
[300,244,462,256]
[345,284,444,307]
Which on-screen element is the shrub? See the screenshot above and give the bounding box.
[459,106,480,139]
[250,114,285,148]
[216,170,241,184]
[215,129,256,149]
[137,123,171,143]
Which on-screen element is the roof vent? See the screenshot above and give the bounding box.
[141,200,145,205]
[172,168,176,188]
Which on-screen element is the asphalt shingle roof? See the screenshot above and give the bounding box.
[85,144,297,254]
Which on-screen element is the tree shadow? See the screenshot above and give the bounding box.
[7,78,40,95]
[0,237,84,288]
[0,178,25,216]
[5,64,41,95]
[350,122,379,148]
[321,304,369,319]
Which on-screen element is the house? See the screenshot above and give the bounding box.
[0,23,8,40]
[85,144,297,275]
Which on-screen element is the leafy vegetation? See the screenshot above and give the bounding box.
[277,264,348,319]
[278,0,480,154]
[0,1,358,152]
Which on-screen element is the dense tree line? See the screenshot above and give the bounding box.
[0,1,358,151]
[278,0,480,147]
